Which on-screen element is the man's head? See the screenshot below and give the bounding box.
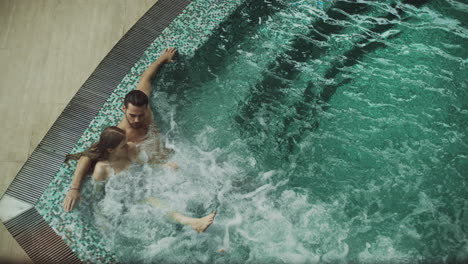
[123,90,149,129]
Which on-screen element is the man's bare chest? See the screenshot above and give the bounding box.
[126,128,148,143]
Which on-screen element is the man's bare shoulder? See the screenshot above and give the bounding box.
[117,118,128,129]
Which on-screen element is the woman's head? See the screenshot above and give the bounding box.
[95,126,127,159]
[65,126,127,167]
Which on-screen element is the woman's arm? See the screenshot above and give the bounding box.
[63,155,92,212]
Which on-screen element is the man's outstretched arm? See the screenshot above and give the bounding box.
[136,47,178,97]
[63,155,92,212]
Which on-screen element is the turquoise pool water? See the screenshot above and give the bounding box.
[81,0,467,263]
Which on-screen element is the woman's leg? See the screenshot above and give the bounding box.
[146,197,216,233]
[169,211,216,233]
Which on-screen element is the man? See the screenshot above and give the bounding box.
[63,47,178,212]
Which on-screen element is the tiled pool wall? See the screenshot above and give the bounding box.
[34,0,335,263]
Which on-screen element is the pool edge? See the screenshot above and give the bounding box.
[1,1,191,263]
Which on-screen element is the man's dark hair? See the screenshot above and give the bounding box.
[124,90,149,107]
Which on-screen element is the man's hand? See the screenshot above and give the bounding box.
[160,47,178,63]
[63,189,80,212]
[137,47,178,96]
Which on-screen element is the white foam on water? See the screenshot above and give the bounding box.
[77,124,366,263]
[357,236,414,264]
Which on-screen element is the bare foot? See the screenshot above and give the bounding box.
[170,210,217,233]
[191,210,217,233]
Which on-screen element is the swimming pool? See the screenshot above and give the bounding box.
[147,0,467,262]
[22,0,468,263]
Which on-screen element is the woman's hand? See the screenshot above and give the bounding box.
[160,47,178,63]
[63,189,80,212]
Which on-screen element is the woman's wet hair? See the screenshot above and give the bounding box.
[65,126,126,171]
[124,90,149,107]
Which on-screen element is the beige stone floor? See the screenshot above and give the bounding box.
[0,0,158,262]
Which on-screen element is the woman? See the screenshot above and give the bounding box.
[65,126,216,233]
